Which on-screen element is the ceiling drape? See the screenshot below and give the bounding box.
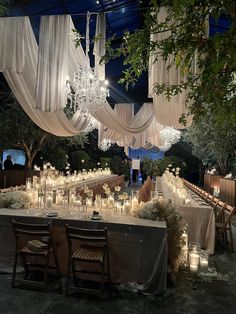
[148,7,192,128]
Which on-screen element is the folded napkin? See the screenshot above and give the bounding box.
[27,240,48,252]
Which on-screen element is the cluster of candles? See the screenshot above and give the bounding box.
[182,232,209,274]
[188,242,209,274]
[162,169,191,205]
[37,168,112,189]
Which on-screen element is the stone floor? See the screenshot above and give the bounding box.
[1,182,236,314]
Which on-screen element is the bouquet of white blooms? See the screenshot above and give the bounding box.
[0,191,32,209]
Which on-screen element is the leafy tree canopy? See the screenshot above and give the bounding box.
[184,112,236,174]
[103,0,236,125]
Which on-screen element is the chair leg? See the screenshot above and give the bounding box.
[20,253,29,279]
[71,260,78,287]
[100,264,105,296]
[43,255,50,292]
[65,257,71,296]
[228,224,234,253]
[52,248,62,292]
[11,252,18,288]
[106,251,111,288]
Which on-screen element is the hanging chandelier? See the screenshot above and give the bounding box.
[159,127,181,151]
[65,12,109,114]
[66,58,109,114]
[84,116,98,133]
[98,139,112,151]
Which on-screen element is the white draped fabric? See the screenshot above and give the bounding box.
[36,15,70,111]
[0,17,90,136]
[149,7,191,128]
[0,15,163,144]
[93,12,106,81]
[94,102,154,138]
[98,103,165,149]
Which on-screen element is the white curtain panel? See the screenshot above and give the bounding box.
[0,17,26,73]
[0,16,90,136]
[93,12,106,81]
[149,6,192,128]
[35,15,70,111]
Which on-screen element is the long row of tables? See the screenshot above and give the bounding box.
[155,177,215,254]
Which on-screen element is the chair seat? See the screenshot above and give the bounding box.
[73,245,104,263]
[19,246,49,256]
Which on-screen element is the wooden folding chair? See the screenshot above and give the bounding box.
[65,225,111,297]
[215,204,236,252]
[11,220,62,292]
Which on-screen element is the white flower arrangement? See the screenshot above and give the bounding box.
[83,185,93,198]
[0,191,32,209]
[118,192,129,201]
[102,183,111,196]
[114,185,121,192]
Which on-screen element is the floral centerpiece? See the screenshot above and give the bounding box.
[118,192,129,204]
[114,185,121,200]
[134,198,184,273]
[0,191,32,209]
[83,185,93,198]
[102,183,111,197]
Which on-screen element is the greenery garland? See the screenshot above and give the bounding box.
[134,198,184,273]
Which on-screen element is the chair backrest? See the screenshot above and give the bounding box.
[12,220,51,237]
[65,225,107,245]
[220,204,236,229]
[12,220,52,250]
[215,201,227,221]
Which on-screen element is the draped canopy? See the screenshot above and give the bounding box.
[0,13,186,150]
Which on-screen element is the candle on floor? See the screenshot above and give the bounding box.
[189,252,200,266]
[190,264,198,273]
[200,252,209,272]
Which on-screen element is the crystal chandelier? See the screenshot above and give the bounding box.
[99,139,112,151]
[84,116,98,133]
[65,12,109,114]
[66,58,109,114]
[159,127,181,151]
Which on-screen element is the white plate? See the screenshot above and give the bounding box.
[46,212,58,217]
[91,215,102,220]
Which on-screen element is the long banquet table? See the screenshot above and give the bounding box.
[0,205,167,295]
[156,177,215,254]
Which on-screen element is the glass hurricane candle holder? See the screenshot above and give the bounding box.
[200,251,209,272]
[189,242,201,275]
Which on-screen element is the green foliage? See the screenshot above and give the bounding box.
[184,113,236,174]
[42,146,67,170]
[70,150,90,170]
[110,156,122,175]
[142,156,185,178]
[100,157,112,169]
[103,0,236,124]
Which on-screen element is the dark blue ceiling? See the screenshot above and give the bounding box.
[7,0,149,106]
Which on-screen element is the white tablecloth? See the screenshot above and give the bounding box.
[155,177,215,254]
